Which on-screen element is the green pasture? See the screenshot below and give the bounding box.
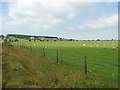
[12,39,118,86]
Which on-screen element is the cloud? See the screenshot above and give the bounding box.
[1,0,120,2]
[42,25,51,29]
[67,13,76,19]
[0,14,2,34]
[67,27,76,32]
[79,14,118,29]
[2,0,118,40]
[78,26,84,30]
[7,0,65,26]
[6,0,94,27]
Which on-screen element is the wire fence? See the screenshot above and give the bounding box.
[18,44,88,74]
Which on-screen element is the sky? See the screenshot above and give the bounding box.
[0,0,119,40]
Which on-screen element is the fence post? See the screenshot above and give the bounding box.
[60,50,63,64]
[84,55,87,74]
[30,46,32,52]
[26,45,28,49]
[26,45,27,49]
[56,50,58,63]
[43,47,45,57]
[6,48,8,61]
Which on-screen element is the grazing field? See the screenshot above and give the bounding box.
[3,39,118,88]
[10,39,118,88]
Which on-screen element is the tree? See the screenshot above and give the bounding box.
[29,39,31,42]
[4,39,7,42]
[69,39,74,41]
[0,35,4,39]
[15,39,19,42]
[97,39,100,41]
[9,39,12,42]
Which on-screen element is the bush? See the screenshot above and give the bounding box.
[97,39,100,41]
[4,39,7,42]
[15,39,19,42]
[29,39,31,42]
[9,39,12,42]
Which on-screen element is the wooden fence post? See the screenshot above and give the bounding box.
[60,50,63,64]
[56,50,58,63]
[5,48,8,61]
[84,55,87,74]
[43,47,45,57]
[26,45,27,49]
[25,45,27,49]
[30,46,32,52]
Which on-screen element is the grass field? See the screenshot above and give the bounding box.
[2,39,118,88]
[11,39,118,87]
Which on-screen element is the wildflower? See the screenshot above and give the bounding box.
[20,66,23,68]
[112,74,114,76]
[89,70,91,72]
[83,44,85,46]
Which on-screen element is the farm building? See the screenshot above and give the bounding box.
[43,36,58,41]
[6,34,59,41]
[30,37,35,40]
